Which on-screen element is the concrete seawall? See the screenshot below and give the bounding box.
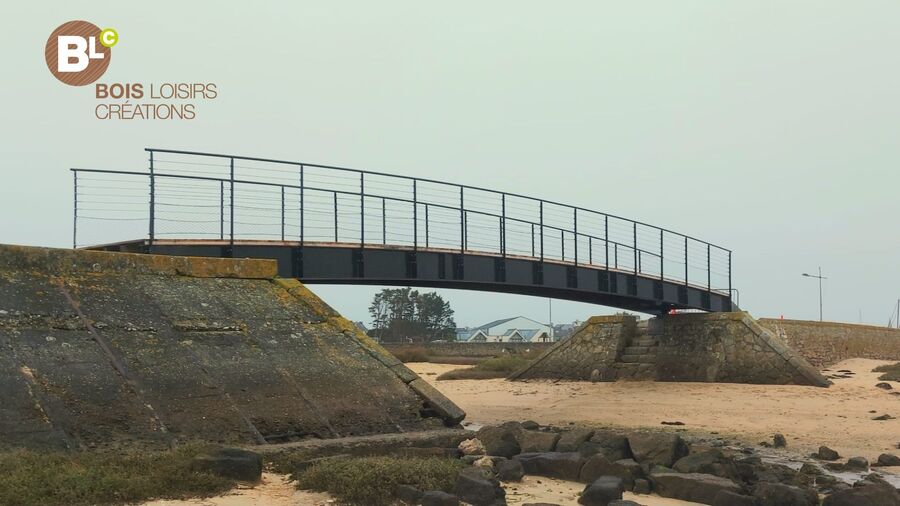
[382,341,553,359]
[0,245,464,451]
[759,318,900,367]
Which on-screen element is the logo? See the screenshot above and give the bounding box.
[45,21,118,86]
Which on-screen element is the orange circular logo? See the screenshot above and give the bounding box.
[45,20,112,86]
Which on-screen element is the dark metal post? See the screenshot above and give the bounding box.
[229,157,234,254]
[707,243,711,291]
[149,151,155,247]
[573,208,578,265]
[501,194,506,257]
[589,237,592,264]
[539,200,544,262]
[684,236,688,285]
[382,197,386,244]
[360,173,365,248]
[633,222,637,276]
[531,224,535,256]
[280,186,285,241]
[615,243,618,269]
[659,229,664,280]
[425,205,430,248]
[604,215,609,271]
[219,181,224,240]
[413,180,418,250]
[333,192,338,242]
[299,165,304,246]
[72,171,78,248]
[459,187,465,253]
[728,250,732,305]
[561,229,565,260]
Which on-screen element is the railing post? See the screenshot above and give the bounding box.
[531,224,535,257]
[459,187,465,253]
[633,222,637,276]
[684,236,688,286]
[501,194,506,257]
[360,173,365,248]
[382,197,386,244]
[219,180,224,240]
[573,208,578,265]
[72,170,78,249]
[333,192,338,243]
[604,215,609,272]
[659,229,664,280]
[707,243,711,291]
[561,229,565,261]
[728,250,733,309]
[539,200,544,262]
[589,237,592,265]
[413,180,418,250]
[148,150,155,248]
[228,157,234,256]
[299,165,304,246]
[280,186,285,241]
[425,204,430,248]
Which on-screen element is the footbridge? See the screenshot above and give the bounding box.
[72,148,736,314]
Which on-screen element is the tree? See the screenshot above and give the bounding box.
[368,288,456,342]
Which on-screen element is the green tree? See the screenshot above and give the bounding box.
[368,288,456,342]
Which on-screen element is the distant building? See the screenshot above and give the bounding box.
[457,316,553,343]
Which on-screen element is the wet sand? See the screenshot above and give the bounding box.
[410,358,900,461]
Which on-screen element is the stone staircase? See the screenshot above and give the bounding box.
[611,320,660,380]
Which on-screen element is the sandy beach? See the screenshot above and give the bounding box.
[411,358,900,461]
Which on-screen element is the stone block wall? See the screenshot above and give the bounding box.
[383,341,552,359]
[508,315,636,380]
[758,318,900,367]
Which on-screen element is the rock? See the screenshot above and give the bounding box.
[514,452,586,481]
[557,428,595,452]
[649,472,742,504]
[395,484,423,504]
[497,459,525,482]
[812,446,841,461]
[578,476,624,506]
[822,479,900,506]
[772,434,787,448]
[632,478,651,494]
[521,420,540,430]
[872,414,895,421]
[474,456,497,471]
[736,458,798,485]
[519,430,560,453]
[579,454,642,489]
[421,490,460,506]
[846,456,870,471]
[454,467,505,506]
[672,449,738,480]
[628,433,689,467]
[753,482,817,506]
[477,422,523,458]
[876,453,900,466]
[191,447,263,482]
[608,502,643,506]
[712,490,757,506]
[522,503,562,506]
[579,434,632,461]
[875,382,893,390]
[459,438,487,456]
[590,369,602,382]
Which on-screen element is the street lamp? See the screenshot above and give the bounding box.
[802,267,826,322]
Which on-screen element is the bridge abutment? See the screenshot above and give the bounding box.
[510,312,830,387]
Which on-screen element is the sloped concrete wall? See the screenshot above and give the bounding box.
[508,315,635,380]
[0,245,463,451]
[655,313,829,386]
[759,318,900,367]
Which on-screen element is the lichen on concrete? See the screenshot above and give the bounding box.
[0,245,464,452]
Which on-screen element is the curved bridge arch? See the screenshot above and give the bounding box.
[72,148,736,315]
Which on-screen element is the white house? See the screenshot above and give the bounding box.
[457,316,553,343]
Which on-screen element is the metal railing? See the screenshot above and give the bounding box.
[71,148,733,296]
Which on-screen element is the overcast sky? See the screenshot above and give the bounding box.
[1,2,898,327]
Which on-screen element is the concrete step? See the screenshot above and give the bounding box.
[631,338,658,347]
[623,346,657,355]
[619,354,658,364]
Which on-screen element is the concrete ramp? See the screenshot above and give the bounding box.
[0,245,463,451]
[510,312,829,387]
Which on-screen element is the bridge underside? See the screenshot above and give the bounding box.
[93,240,736,315]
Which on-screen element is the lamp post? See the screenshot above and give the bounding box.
[802,267,826,322]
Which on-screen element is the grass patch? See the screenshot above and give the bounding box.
[389,346,430,363]
[437,354,535,380]
[873,362,900,381]
[294,456,463,506]
[0,445,235,506]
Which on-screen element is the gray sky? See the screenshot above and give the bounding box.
[1,1,898,327]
